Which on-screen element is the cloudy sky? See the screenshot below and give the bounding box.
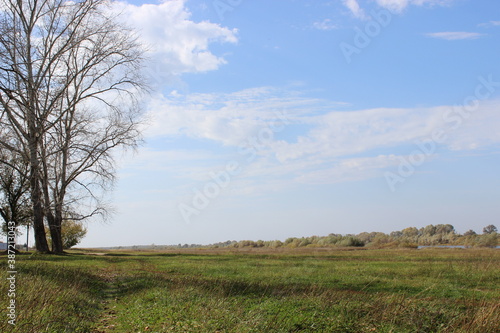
[79,0,500,247]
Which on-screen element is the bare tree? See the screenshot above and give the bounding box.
[0,0,145,253]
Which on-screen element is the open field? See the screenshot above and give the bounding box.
[1,248,499,332]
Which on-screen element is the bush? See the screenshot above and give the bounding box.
[338,236,364,247]
[477,233,498,247]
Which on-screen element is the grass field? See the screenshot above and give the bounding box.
[1,248,499,332]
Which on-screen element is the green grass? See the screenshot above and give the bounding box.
[1,248,499,332]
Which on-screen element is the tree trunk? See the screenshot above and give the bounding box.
[41,153,64,253]
[47,209,63,254]
[29,135,49,253]
[30,165,49,253]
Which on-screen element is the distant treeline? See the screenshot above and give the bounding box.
[206,224,499,249]
[107,224,498,250]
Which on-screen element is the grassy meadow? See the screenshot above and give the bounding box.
[1,248,499,332]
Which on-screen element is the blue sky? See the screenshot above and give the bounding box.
[76,0,500,248]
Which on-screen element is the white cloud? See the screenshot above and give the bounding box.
[142,87,500,190]
[272,106,440,162]
[376,0,453,13]
[425,31,485,40]
[144,87,331,145]
[343,0,368,19]
[375,0,409,13]
[341,0,454,19]
[313,19,338,31]
[479,21,500,28]
[113,0,237,84]
[293,155,399,184]
[445,100,500,151]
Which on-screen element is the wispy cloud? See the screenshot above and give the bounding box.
[342,0,455,19]
[478,21,500,28]
[137,87,500,193]
[343,0,367,19]
[144,87,338,145]
[376,0,454,13]
[312,19,338,31]
[425,31,485,40]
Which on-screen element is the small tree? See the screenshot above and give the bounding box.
[46,219,87,249]
[483,225,498,234]
[463,229,477,237]
[62,220,87,249]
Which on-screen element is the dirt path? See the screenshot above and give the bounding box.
[92,269,121,332]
